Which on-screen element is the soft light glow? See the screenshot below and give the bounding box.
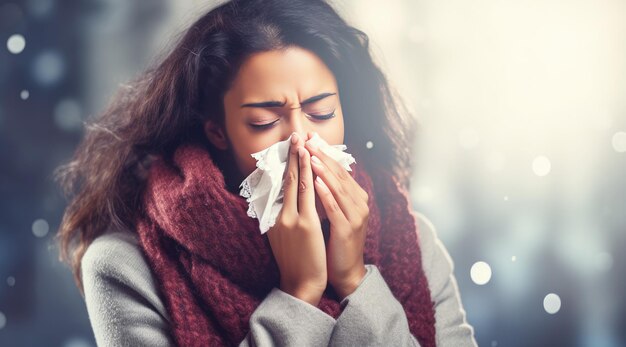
[63,337,93,347]
[458,127,480,149]
[532,156,551,176]
[365,140,374,149]
[33,51,65,85]
[7,34,25,54]
[612,131,626,153]
[471,261,492,285]
[408,25,426,44]
[20,90,29,100]
[28,0,55,18]
[32,218,49,238]
[511,256,517,262]
[486,150,506,172]
[594,252,613,272]
[415,185,434,204]
[0,311,5,329]
[6,276,15,287]
[543,293,561,314]
[54,99,83,131]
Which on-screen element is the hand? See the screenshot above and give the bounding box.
[304,131,369,301]
[266,132,327,306]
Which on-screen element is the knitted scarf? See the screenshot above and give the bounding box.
[135,142,436,346]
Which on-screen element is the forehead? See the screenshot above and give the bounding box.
[226,47,337,102]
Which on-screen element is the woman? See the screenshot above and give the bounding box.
[54,0,477,346]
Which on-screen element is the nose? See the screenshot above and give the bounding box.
[283,109,309,143]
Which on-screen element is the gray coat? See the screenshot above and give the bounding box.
[81,212,478,346]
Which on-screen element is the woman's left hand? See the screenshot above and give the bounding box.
[304,132,369,301]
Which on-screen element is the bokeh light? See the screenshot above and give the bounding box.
[612,131,626,153]
[27,0,55,18]
[62,337,93,347]
[1,0,625,346]
[54,99,83,131]
[31,218,49,238]
[32,50,65,85]
[6,34,26,54]
[543,293,562,315]
[470,261,492,285]
[0,311,6,330]
[532,156,551,177]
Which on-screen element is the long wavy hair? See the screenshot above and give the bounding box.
[54,0,418,296]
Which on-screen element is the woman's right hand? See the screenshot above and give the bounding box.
[267,132,327,306]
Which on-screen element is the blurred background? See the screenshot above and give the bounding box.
[0,0,624,346]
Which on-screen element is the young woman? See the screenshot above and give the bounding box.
[55,0,477,346]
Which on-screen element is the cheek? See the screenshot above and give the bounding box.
[230,135,279,178]
[231,144,262,178]
[224,117,273,177]
[239,151,258,177]
[316,114,345,145]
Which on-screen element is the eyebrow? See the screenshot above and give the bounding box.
[240,92,336,109]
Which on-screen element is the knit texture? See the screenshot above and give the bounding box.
[135,142,436,347]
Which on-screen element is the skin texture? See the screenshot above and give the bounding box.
[204,46,368,305]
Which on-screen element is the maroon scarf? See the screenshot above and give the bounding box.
[135,142,436,346]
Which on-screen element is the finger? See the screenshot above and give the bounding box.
[310,156,362,223]
[304,136,365,202]
[297,145,316,217]
[282,133,300,218]
[314,175,349,228]
[306,131,369,204]
[304,137,348,180]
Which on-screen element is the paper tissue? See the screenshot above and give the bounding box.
[239,132,356,234]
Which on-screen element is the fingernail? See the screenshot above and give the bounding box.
[315,176,328,191]
[298,147,306,157]
[311,156,322,166]
[291,133,298,144]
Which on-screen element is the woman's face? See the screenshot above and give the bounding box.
[216,46,345,179]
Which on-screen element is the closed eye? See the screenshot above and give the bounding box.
[249,110,336,130]
[249,119,280,130]
[308,111,336,120]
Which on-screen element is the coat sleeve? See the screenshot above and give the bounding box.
[414,212,478,346]
[81,231,337,347]
[81,232,175,347]
[328,263,421,346]
[328,212,478,346]
[237,288,336,347]
[81,212,478,347]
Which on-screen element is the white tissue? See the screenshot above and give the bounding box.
[239,132,356,234]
